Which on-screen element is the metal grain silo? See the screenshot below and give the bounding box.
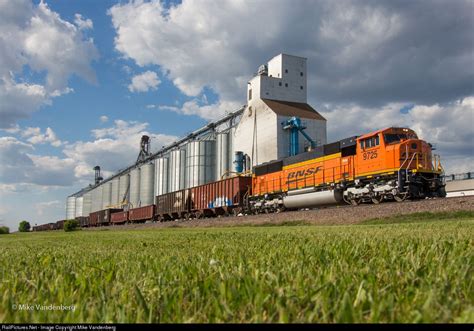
[129,167,141,208]
[118,173,130,206]
[111,178,120,206]
[83,191,92,216]
[228,127,235,169]
[186,140,215,188]
[75,196,84,217]
[139,162,155,206]
[102,181,112,209]
[66,196,76,219]
[91,185,103,212]
[216,133,229,180]
[155,157,169,196]
[169,149,186,192]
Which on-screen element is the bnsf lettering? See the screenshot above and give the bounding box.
[287,166,322,179]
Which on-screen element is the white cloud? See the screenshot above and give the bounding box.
[0,120,178,192]
[0,136,75,186]
[35,200,61,217]
[64,120,177,179]
[74,13,93,30]
[0,0,98,127]
[128,71,160,93]
[0,76,49,128]
[320,96,474,174]
[158,99,242,120]
[109,0,473,107]
[1,124,20,134]
[100,115,109,123]
[21,127,62,147]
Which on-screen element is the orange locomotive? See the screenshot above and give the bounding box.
[249,127,445,212]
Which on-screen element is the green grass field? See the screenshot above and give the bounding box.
[1,213,473,323]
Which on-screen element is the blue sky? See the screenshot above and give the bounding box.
[25,0,208,144]
[0,0,473,229]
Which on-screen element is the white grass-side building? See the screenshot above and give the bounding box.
[234,54,327,166]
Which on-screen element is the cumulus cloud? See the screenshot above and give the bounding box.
[74,13,93,30]
[21,127,62,147]
[100,115,109,123]
[128,71,161,93]
[35,200,62,217]
[0,120,179,192]
[158,99,242,120]
[109,0,473,107]
[0,136,75,186]
[320,97,474,174]
[0,0,98,127]
[0,76,49,128]
[64,120,177,179]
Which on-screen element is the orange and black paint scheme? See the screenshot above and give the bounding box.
[250,127,445,210]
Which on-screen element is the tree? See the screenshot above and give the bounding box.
[18,221,31,232]
[64,219,79,232]
[0,226,9,234]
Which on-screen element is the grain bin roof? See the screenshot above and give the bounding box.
[262,99,326,121]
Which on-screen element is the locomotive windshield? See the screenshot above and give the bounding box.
[383,132,416,144]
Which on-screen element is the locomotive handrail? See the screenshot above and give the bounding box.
[399,144,410,170]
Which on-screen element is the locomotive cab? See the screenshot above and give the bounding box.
[352,127,445,202]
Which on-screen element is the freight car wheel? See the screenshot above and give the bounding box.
[232,208,243,217]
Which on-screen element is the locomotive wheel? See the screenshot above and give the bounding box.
[394,193,407,202]
[371,195,383,204]
[276,206,286,213]
[350,198,361,206]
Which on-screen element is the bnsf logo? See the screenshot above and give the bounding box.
[287,166,322,179]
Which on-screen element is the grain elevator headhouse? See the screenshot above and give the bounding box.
[234,54,327,166]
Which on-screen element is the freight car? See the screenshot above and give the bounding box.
[76,216,90,227]
[90,208,123,227]
[155,189,192,221]
[154,176,252,221]
[190,176,252,218]
[111,211,128,224]
[129,205,155,223]
[55,220,65,230]
[249,127,445,213]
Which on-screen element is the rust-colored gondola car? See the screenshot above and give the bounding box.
[111,211,128,224]
[155,189,191,221]
[129,205,155,223]
[97,208,123,226]
[76,216,90,228]
[190,176,252,218]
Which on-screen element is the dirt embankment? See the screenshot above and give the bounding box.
[86,196,474,230]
